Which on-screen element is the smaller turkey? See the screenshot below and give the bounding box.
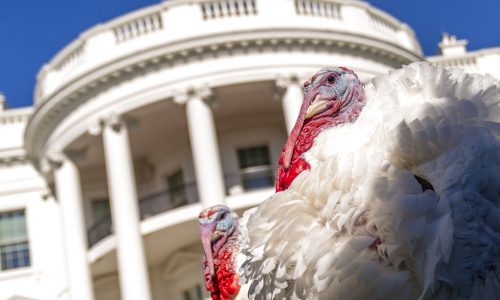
[199,205,253,300]
[198,62,500,300]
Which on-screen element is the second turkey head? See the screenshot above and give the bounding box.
[277,67,366,191]
[198,205,241,300]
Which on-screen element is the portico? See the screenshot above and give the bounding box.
[46,76,301,299]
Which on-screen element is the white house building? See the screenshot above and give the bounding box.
[0,0,499,299]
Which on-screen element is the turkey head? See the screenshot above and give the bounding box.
[199,205,241,300]
[276,67,366,191]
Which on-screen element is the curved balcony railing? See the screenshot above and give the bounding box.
[87,214,112,247]
[295,0,341,18]
[35,0,421,104]
[86,168,276,247]
[139,181,199,219]
[87,181,199,247]
[201,0,258,19]
[113,10,163,43]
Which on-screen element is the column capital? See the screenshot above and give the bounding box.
[88,114,138,135]
[106,114,127,132]
[88,119,105,136]
[277,74,306,134]
[42,151,66,172]
[41,149,87,173]
[275,74,306,89]
[173,85,214,105]
[274,74,306,100]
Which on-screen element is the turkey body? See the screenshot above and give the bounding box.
[240,63,500,300]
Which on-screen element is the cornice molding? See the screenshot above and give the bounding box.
[0,107,33,124]
[0,147,29,166]
[0,156,29,166]
[25,31,423,164]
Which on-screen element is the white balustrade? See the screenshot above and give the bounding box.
[201,0,257,19]
[113,11,163,43]
[367,10,399,36]
[0,108,31,125]
[430,56,478,69]
[52,41,85,72]
[35,0,421,103]
[295,0,341,19]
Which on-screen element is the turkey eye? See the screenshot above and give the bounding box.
[218,212,226,221]
[327,74,336,84]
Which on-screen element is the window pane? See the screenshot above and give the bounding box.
[0,210,30,270]
[92,199,111,221]
[0,210,28,246]
[242,175,274,190]
[237,146,274,190]
[1,242,30,270]
[237,146,271,169]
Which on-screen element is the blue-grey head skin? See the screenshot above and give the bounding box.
[198,205,239,275]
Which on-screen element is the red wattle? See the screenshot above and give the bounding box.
[276,157,311,192]
[276,118,331,191]
[205,246,240,300]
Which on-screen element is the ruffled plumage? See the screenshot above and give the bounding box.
[239,62,500,300]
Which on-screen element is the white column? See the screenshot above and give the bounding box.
[52,153,95,300]
[176,87,226,207]
[102,115,152,300]
[277,76,304,134]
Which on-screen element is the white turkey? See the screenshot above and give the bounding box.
[197,62,500,300]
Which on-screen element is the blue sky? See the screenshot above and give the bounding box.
[1,0,499,108]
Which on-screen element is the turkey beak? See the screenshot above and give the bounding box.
[201,222,217,276]
[282,87,319,169]
[305,94,328,119]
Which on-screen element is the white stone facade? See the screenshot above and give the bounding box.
[428,33,500,79]
[0,1,498,299]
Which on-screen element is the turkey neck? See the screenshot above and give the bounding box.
[290,117,335,162]
[210,231,241,300]
[276,87,366,192]
[275,116,335,192]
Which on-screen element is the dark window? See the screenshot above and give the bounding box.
[167,170,187,207]
[237,146,274,190]
[88,200,112,247]
[0,210,30,270]
[92,199,111,221]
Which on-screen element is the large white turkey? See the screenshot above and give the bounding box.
[198,62,500,300]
